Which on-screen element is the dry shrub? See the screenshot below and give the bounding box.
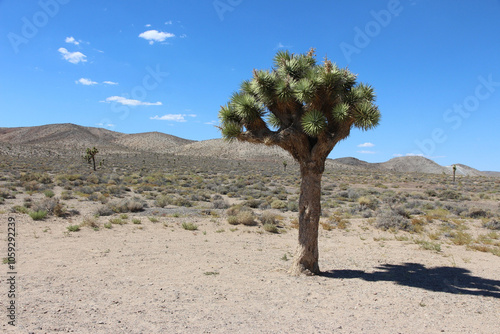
[270,199,286,210]
[154,195,172,208]
[483,219,500,230]
[86,174,99,184]
[357,196,378,210]
[20,172,52,184]
[172,197,192,207]
[107,198,144,213]
[237,211,256,226]
[95,205,113,216]
[375,207,412,232]
[468,208,491,219]
[263,223,278,233]
[24,181,40,192]
[287,201,298,212]
[53,202,66,217]
[260,211,279,225]
[410,218,427,234]
[438,190,462,200]
[127,199,145,212]
[227,216,239,225]
[449,231,473,245]
[321,221,334,231]
[244,199,262,208]
[226,204,250,217]
[212,200,229,209]
[329,214,349,229]
[32,198,58,214]
[81,216,99,229]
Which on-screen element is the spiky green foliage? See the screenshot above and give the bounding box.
[301,110,327,137]
[218,48,380,164]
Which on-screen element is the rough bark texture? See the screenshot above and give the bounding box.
[289,165,323,276]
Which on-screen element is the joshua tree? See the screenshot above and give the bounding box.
[453,164,457,183]
[218,49,380,275]
[283,160,288,172]
[84,147,99,171]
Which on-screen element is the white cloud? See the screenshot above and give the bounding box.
[179,34,187,38]
[357,150,376,154]
[165,20,173,25]
[96,122,115,128]
[76,78,97,85]
[275,42,291,50]
[101,96,162,106]
[145,24,151,27]
[65,36,80,45]
[103,81,118,85]
[358,142,375,148]
[204,120,218,125]
[58,47,87,64]
[150,114,196,122]
[138,30,175,45]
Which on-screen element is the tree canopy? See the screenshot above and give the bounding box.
[219,48,380,171]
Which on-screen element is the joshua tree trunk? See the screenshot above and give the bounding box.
[290,164,322,275]
[91,156,96,171]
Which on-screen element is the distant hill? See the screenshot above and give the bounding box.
[379,156,446,174]
[330,156,489,177]
[482,171,500,177]
[0,123,125,151]
[332,157,372,168]
[113,132,194,153]
[0,124,192,155]
[172,138,294,162]
[0,123,496,176]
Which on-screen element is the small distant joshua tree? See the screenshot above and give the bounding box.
[218,48,380,275]
[283,160,288,172]
[453,164,457,183]
[84,147,99,171]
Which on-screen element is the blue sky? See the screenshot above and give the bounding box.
[1,0,499,171]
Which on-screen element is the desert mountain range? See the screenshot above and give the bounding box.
[0,123,497,176]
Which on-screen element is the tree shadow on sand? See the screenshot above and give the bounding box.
[321,263,500,298]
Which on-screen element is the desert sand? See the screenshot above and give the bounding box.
[2,209,499,334]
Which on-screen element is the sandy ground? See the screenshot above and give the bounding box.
[1,211,499,334]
